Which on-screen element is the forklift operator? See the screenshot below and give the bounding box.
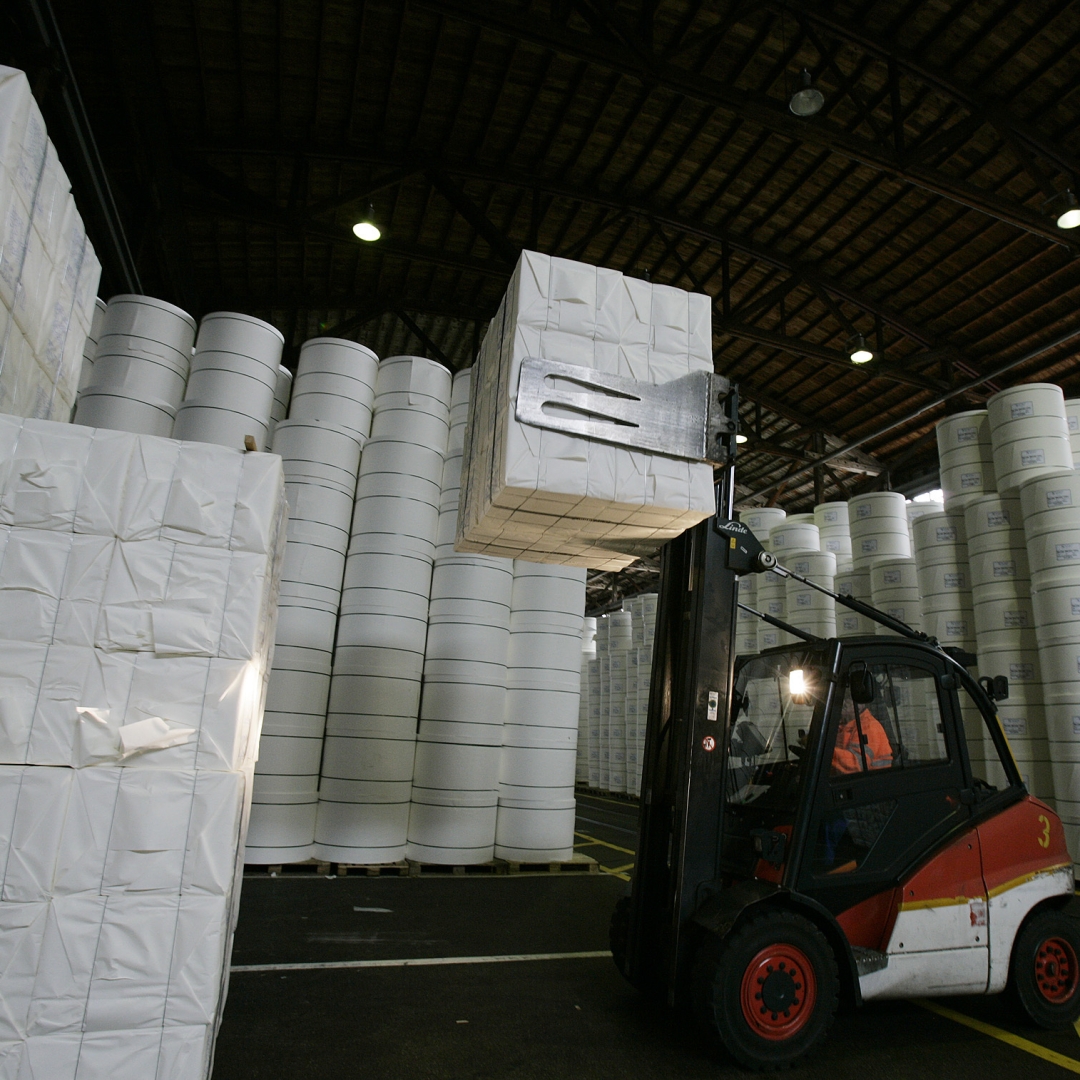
[831,694,893,775]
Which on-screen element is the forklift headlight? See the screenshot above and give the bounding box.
[789,669,807,700]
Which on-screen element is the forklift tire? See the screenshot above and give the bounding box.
[693,909,839,1071]
[1008,908,1080,1028]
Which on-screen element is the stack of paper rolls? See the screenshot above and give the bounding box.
[740,507,786,543]
[937,410,996,512]
[835,568,876,637]
[849,492,911,569]
[407,369,514,864]
[963,492,1046,794]
[869,558,922,634]
[756,571,791,651]
[596,616,610,790]
[244,420,365,863]
[761,520,821,648]
[1020,469,1080,849]
[1065,399,1080,465]
[75,296,106,395]
[739,507,784,650]
[576,617,596,785]
[606,610,633,794]
[315,356,451,863]
[245,337,380,862]
[172,311,284,451]
[913,511,976,649]
[73,295,194,437]
[266,364,293,444]
[624,608,641,797]
[287,338,379,439]
[815,501,852,571]
[587,648,602,789]
[769,519,820,559]
[633,597,656,795]
[494,562,586,860]
[987,384,1072,495]
[736,571,758,654]
[785,551,837,638]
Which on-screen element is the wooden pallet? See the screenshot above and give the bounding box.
[248,859,333,877]
[247,853,599,877]
[335,861,411,877]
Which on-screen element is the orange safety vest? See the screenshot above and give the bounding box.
[831,709,892,774]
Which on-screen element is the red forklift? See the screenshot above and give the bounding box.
[593,378,1080,1069]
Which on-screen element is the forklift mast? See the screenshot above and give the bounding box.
[623,387,746,1003]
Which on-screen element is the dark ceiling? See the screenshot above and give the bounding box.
[5,0,1080,599]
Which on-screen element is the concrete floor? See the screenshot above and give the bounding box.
[215,794,1080,1079]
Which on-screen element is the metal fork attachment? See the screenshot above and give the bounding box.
[514,357,734,466]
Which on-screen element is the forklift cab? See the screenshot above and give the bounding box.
[724,639,1021,897]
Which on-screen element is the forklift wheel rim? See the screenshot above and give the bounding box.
[1034,936,1079,1004]
[739,943,817,1041]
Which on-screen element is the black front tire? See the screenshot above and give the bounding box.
[1008,908,1080,1028]
[693,910,839,1071]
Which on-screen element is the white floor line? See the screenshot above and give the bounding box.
[231,950,613,974]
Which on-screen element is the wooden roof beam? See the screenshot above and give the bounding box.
[411,0,1074,249]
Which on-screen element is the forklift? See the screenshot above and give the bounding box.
[516,359,1080,1070]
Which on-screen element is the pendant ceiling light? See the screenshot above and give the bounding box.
[353,204,381,242]
[789,69,824,117]
[848,334,874,364]
[1054,190,1080,230]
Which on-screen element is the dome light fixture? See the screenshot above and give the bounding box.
[353,205,381,242]
[1054,189,1080,230]
[789,69,824,118]
[735,433,748,444]
[848,333,874,364]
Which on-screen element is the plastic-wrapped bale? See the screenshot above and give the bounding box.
[173,312,284,452]
[315,357,451,864]
[407,369,515,864]
[0,415,286,1080]
[245,336,379,864]
[494,561,586,860]
[1018,470,1080,859]
[0,67,102,425]
[963,493,1050,799]
[456,251,715,571]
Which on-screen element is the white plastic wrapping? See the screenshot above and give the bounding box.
[456,251,715,570]
[0,415,286,1079]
